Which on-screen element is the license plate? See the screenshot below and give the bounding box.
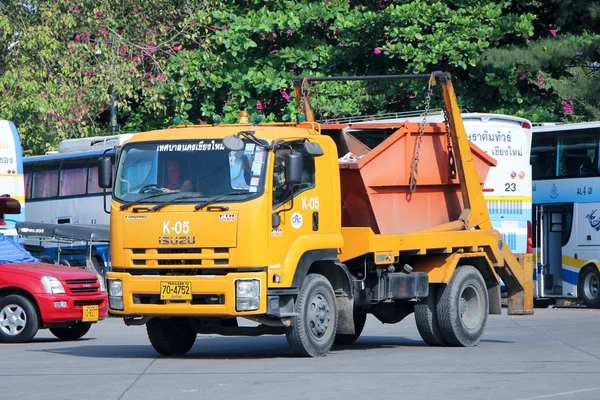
[160,281,192,300]
[82,305,99,322]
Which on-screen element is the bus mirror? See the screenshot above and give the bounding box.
[98,157,113,189]
[0,197,21,215]
[285,152,303,186]
[223,135,244,151]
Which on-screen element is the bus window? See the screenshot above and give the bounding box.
[557,132,597,177]
[562,203,574,247]
[24,171,32,200]
[60,161,87,196]
[531,133,557,179]
[88,158,115,194]
[32,163,59,198]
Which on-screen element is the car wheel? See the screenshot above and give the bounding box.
[0,295,39,343]
[50,321,92,340]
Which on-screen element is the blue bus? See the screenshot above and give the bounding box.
[531,121,600,308]
[0,120,26,241]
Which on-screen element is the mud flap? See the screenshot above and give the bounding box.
[336,296,355,335]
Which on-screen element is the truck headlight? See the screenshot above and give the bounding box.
[41,276,66,294]
[235,279,260,311]
[107,279,122,296]
[107,279,123,311]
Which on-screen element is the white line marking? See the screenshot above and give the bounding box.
[517,387,600,400]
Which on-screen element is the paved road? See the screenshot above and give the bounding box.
[1,308,599,400]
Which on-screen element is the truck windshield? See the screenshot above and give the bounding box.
[113,139,268,204]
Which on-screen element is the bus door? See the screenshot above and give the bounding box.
[534,204,565,297]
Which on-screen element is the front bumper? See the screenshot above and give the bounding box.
[36,293,108,325]
[106,271,268,316]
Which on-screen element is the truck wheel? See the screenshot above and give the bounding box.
[286,273,338,357]
[0,295,39,343]
[334,311,367,345]
[146,317,196,356]
[50,322,92,340]
[578,266,600,308]
[437,266,488,347]
[414,284,447,346]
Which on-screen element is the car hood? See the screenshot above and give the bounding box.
[0,262,98,280]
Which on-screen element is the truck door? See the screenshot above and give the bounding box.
[268,142,318,271]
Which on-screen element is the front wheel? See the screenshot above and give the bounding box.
[286,274,338,357]
[437,266,488,347]
[0,295,39,343]
[146,318,196,356]
[50,321,92,340]
[578,266,600,308]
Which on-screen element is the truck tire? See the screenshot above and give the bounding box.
[334,311,367,345]
[578,266,600,308]
[286,273,338,357]
[146,317,196,356]
[50,322,92,340]
[437,266,488,347]
[414,284,447,346]
[0,295,39,343]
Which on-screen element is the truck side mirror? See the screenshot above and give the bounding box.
[98,157,113,189]
[285,152,303,186]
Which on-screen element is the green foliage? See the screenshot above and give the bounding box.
[2,0,599,155]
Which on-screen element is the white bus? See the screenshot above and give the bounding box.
[351,113,533,254]
[0,120,26,241]
[531,121,600,308]
[23,134,134,271]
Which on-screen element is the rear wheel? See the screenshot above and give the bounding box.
[0,295,39,343]
[334,310,367,345]
[437,266,488,347]
[578,266,600,308]
[414,284,447,346]
[146,318,196,356]
[286,274,338,357]
[50,321,92,340]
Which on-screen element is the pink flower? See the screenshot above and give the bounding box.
[100,28,109,35]
[257,100,264,111]
[86,70,93,77]
[119,46,127,56]
[97,11,104,19]
[549,29,557,36]
[2,90,7,95]
[519,73,527,80]
[536,73,545,89]
[69,119,74,124]
[156,73,167,81]
[563,97,573,114]
[337,42,344,47]
[75,34,81,41]
[374,48,382,55]
[270,49,278,54]
[280,89,291,100]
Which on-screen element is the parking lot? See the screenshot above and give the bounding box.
[2,308,599,400]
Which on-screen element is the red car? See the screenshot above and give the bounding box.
[0,261,108,342]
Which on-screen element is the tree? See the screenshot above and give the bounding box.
[0,0,211,154]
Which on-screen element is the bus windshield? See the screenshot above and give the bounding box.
[114,139,268,204]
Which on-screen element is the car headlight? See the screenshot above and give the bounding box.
[235,279,260,311]
[41,276,66,294]
[107,279,122,296]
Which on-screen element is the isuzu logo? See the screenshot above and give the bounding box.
[158,236,197,245]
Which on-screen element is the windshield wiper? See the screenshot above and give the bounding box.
[151,194,203,212]
[120,192,174,211]
[194,191,250,211]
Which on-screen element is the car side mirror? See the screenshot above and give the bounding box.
[285,152,303,186]
[98,157,113,189]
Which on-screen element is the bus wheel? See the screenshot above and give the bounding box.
[334,310,366,346]
[146,318,196,356]
[414,284,447,346]
[286,273,338,357]
[578,266,600,309]
[437,266,488,347]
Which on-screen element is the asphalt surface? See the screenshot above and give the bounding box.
[2,308,599,400]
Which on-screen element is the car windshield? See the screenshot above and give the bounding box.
[113,139,268,204]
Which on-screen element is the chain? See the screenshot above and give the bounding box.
[443,108,457,179]
[409,78,433,194]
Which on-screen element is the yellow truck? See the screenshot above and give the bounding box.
[99,72,533,357]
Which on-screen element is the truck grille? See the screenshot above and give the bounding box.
[127,247,231,268]
[65,279,100,294]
